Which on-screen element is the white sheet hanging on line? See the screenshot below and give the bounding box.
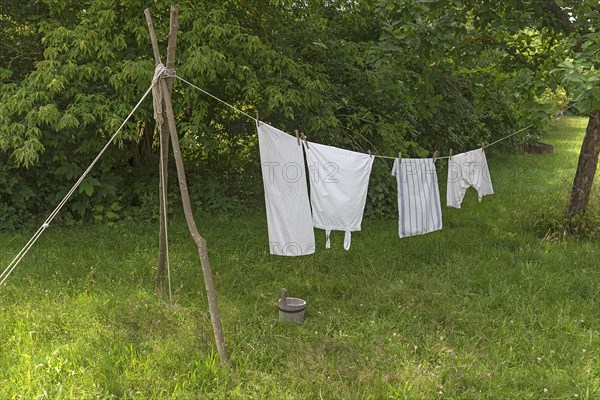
[447,148,494,208]
[392,158,442,238]
[257,123,315,256]
[304,141,374,250]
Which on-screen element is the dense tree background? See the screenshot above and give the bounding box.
[0,0,597,230]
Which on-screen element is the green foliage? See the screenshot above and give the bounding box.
[2,0,591,228]
[553,33,600,114]
[0,1,47,83]
[0,159,36,231]
[365,160,397,219]
[92,201,123,224]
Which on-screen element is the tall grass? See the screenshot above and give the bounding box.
[0,117,598,399]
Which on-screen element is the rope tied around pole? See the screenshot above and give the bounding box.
[152,63,166,125]
[151,63,176,126]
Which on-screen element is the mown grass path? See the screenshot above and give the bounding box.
[1,117,598,399]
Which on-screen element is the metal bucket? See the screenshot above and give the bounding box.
[278,288,306,324]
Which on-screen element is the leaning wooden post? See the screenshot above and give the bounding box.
[144,9,171,294]
[147,5,229,365]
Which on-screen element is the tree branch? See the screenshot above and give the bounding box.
[547,3,576,35]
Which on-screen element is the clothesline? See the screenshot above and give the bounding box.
[257,111,494,255]
[0,70,545,287]
[175,74,536,160]
[175,76,257,121]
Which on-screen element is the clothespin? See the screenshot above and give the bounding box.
[301,132,309,149]
[295,130,301,146]
[449,148,453,161]
[368,149,371,157]
[255,110,260,127]
[481,142,485,149]
[398,151,402,165]
[432,150,439,163]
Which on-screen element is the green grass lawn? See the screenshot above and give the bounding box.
[1,117,598,399]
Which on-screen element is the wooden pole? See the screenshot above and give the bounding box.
[144,8,171,294]
[146,5,229,365]
[144,9,162,65]
[160,76,229,365]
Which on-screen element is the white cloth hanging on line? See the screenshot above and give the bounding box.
[304,141,374,250]
[447,148,494,208]
[257,123,315,256]
[392,158,442,238]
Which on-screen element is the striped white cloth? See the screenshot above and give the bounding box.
[392,158,442,238]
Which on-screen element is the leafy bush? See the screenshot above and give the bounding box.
[365,160,397,219]
[0,160,36,231]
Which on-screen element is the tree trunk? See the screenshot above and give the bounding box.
[567,110,600,217]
